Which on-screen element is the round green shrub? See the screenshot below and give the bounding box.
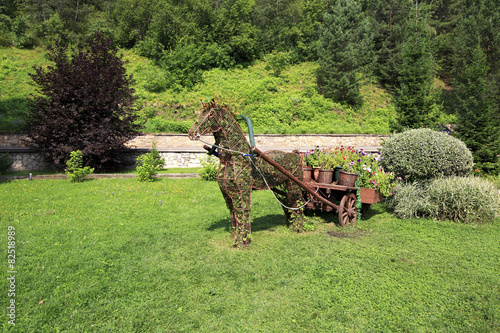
[136,151,163,182]
[381,128,473,181]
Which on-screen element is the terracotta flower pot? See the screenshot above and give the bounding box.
[338,170,358,187]
[303,167,313,183]
[313,167,321,181]
[317,169,334,184]
[359,188,383,204]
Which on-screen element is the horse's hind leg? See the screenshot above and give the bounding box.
[279,180,305,232]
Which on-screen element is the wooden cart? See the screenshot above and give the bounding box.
[203,144,383,226]
[301,182,383,226]
[252,147,383,226]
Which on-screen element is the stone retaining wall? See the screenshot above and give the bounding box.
[1,133,387,171]
[0,134,29,148]
[126,133,388,150]
[1,149,207,171]
[1,133,387,150]
[10,150,54,171]
[121,149,206,169]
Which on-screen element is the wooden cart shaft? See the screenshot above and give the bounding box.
[252,147,339,211]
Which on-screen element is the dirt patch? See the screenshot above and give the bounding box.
[327,231,361,239]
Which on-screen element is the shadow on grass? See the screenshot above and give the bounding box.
[208,213,288,233]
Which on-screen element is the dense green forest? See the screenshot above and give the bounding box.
[1,0,499,171]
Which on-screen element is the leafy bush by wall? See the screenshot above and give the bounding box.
[380,128,473,181]
[198,155,218,181]
[0,153,13,174]
[136,153,161,182]
[136,145,165,182]
[65,150,94,182]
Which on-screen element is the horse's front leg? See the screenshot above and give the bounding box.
[231,164,253,246]
[229,184,252,247]
[217,163,237,237]
[218,161,253,247]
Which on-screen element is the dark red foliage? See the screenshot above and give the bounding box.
[27,32,140,171]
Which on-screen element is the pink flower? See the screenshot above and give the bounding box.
[390,192,393,196]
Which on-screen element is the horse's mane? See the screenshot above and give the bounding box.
[201,99,240,119]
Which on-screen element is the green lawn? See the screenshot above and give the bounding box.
[1,178,499,332]
[0,168,200,178]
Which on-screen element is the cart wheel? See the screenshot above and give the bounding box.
[338,193,358,226]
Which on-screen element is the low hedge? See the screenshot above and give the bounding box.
[388,176,499,224]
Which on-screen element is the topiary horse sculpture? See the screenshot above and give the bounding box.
[188,100,305,247]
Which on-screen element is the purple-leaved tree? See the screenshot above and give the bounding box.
[27,31,140,171]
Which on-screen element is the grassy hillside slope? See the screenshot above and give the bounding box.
[0,47,452,134]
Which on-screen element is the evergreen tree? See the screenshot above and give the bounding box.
[366,0,413,89]
[451,0,500,174]
[316,0,373,107]
[391,19,437,131]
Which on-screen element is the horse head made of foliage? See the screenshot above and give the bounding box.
[188,100,227,141]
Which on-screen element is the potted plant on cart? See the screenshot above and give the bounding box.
[316,150,336,184]
[303,147,320,182]
[329,146,359,186]
[304,146,322,181]
[346,149,400,202]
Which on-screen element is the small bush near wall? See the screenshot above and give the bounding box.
[0,153,13,174]
[136,151,164,182]
[381,128,473,182]
[199,155,218,181]
[65,150,94,182]
[388,176,499,223]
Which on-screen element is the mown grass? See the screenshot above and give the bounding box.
[1,178,499,332]
[0,168,200,178]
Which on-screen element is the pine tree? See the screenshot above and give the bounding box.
[367,0,413,89]
[451,0,500,174]
[316,0,373,107]
[391,19,437,131]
